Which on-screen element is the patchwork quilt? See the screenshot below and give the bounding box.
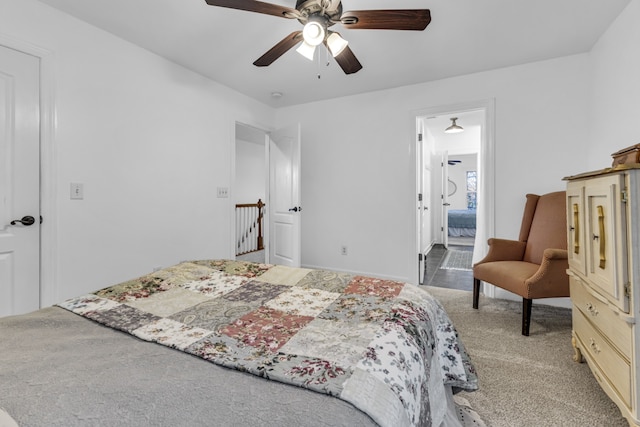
[58,260,477,427]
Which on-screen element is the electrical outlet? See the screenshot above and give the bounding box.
[217,187,229,198]
[340,245,348,256]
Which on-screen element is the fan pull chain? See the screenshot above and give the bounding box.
[317,49,330,80]
[316,48,322,79]
[315,46,331,79]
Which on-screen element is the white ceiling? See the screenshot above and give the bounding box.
[36,0,630,107]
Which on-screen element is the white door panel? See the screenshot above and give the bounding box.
[269,124,301,267]
[0,45,40,316]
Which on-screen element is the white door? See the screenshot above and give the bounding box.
[422,166,432,251]
[441,152,450,248]
[0,45,41,317]
[268,124,301,267]
[416,129,432,284]
[417,133,425,283]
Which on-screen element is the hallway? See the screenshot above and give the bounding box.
[424,244,474,292]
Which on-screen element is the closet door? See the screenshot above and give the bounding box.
[0,45,41,317]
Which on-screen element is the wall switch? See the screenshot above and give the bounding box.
[340,245,348,256]
[70,183,84,200]
[217,187,229,198]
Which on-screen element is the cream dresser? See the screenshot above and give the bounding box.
[565,165,640,426]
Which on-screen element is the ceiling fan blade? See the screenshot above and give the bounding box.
[204,0,299,19]
[340,9,431,30]
[253,31,303,67]
[333,45,362,75]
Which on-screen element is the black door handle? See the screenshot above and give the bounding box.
[10,216,36,226]
[288,207,301,212]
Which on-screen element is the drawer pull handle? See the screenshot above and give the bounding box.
[585,303,599,316]
[589,338,601,354]
[572,203,580,254]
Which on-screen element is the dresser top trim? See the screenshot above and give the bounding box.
[564,164,640,181]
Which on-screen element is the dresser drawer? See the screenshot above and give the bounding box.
[573,309,631,407]
[570,276,632,358]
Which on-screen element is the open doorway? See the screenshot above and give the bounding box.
[412,100,495,288]
[233,122,302,268]
[234,122,268,264]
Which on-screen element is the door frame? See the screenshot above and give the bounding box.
[0,35,57,308]
[230,121,270,262]
[410,99,495,286]
[230,121,301,267]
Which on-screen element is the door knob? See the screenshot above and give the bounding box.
[10,216,36,226]
[288,206,301,212]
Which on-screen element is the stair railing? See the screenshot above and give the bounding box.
[235,199,265,256]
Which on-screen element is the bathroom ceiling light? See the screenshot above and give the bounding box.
[445,117,464,134]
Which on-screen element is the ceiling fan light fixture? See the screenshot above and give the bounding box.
[301,20,325,46]
[326,32,348,57]
[296,41,316,61]
[445,117,464,134]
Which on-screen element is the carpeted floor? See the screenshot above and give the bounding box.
[427,286,629,427]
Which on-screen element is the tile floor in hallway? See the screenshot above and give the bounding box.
[423,244,474,292]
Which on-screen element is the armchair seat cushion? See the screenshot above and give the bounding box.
[474,261,540,299]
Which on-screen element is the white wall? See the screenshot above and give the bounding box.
[235,139,266,204]
[276,54,590,282]
[587,0,640,169]
[2,0,275,304]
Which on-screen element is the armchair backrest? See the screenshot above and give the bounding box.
[520,191,567,265]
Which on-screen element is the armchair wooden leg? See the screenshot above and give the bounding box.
[522,298,533,336]
[473,278,480,309]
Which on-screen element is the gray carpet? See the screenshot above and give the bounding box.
[427,286,629,427]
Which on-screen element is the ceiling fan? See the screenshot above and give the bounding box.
[204,0,431,74]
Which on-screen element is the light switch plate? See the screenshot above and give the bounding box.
[217,187,229,198]
[70,183,84,200]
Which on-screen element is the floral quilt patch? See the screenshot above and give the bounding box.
[58,260,477,427]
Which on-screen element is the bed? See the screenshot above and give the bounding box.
[447,209,476,238]
[0,260,478,427]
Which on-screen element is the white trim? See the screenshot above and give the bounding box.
[409,99,496,288]
[229,120,237,259]
[232,120,271,261]
[0,34,58,307]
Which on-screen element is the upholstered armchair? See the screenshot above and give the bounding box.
[473,191,569,336]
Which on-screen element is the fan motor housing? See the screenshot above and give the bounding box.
[295,0,342,25]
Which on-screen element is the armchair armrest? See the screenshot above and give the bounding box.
[542,248,568,260]
[525,248,570,299]
[474,238,526,265]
